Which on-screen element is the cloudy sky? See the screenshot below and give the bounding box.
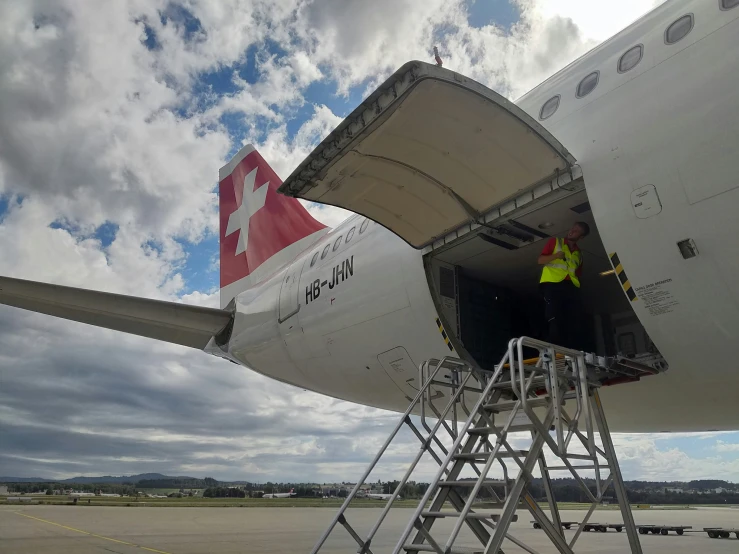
[2,0,739,484]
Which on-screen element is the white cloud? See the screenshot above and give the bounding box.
[0,0,231,257]
[533,0,666,42]
[715,441,739,453]
[287,0,660,99]
[612,435,739,481]
[303,202,353,228]
[0,198,186,298]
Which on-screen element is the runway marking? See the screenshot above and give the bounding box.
[13,511,173,554]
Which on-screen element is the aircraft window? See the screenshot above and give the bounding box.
[721,0,739,9]
[310,252,319,267]
[333,236,343,251]
[321,244,330,260]
[346,227,356,243]
[576,71,599,98]
[665,14,693,44]
[539,95,560,120]
[360,219,370,234]
[617,45,643,73]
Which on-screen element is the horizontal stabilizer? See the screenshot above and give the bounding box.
[0,276,232,349]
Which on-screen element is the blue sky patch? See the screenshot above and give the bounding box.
[94,222,119,249]
[48,219,119,250]
[140,22,160,50]
[144,239,164,257]
[195,45,259,99]
[0,194,23,223]
[49,218,81,236]
[259,39,289,65]
[177,235,219,293]
[160,3,203,42]
[303,78,362,119]
[200,64,241,95]
[466,0,520,30]
[219,112,250,145]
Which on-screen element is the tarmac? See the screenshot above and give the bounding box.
[1,504,739,553]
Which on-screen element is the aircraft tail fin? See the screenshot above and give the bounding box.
[219,145,327,308]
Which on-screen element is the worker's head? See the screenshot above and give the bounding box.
[566,222,590,242]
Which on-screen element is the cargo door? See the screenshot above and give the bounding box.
[278,61,577,248]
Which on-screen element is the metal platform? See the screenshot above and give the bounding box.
[312,337,659,554]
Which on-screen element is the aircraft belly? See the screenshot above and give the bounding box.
[598,369,739,432]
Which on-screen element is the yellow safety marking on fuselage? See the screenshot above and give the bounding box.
[13,512,174,554]
[609,252,638,302]
[435,317,454,352]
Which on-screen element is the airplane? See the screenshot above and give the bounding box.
[68,491,96,499]
[263,488,296,499]
[367,493,402,501]
[1,0,739,434]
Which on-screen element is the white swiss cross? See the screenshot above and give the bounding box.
[225,167,269,256]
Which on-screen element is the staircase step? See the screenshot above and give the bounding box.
[484,391,577,413]
[453,450,528,461]
[473,501,522,509]
[421,511,518,522]
[404,546,483,554]
[490,375,547,389]
[484,397,550,412]
[467,424,542,434]
[438,479,508,487]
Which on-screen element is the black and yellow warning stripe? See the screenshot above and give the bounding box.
[609,252,637,302]
[436,317,455,351]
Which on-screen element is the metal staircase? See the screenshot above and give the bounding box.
[311,337,661,554]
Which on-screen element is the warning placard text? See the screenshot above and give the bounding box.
[634,278,679,316]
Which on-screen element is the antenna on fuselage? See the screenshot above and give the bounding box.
[433,46,443,67]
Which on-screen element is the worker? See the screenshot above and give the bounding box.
[538,222,590,350]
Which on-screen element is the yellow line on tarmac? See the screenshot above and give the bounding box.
[13,511,173,554]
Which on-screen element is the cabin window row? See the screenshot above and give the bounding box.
[538,6,729,121]
[309,218,370,267]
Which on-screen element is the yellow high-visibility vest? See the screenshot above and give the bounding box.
[540,238,582,288]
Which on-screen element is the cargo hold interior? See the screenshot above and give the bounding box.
[425,185,660,371]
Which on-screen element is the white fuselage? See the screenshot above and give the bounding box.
[263,491,295,498]
[210,0,739,433]
[367,493,400,501]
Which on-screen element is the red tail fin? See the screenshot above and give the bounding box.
[219,145,327,308]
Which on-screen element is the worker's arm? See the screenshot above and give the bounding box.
[538,251,565,265]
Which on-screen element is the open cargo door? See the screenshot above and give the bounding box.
[278,61,578,249]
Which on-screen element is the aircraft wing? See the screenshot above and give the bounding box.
[0,276,232,349]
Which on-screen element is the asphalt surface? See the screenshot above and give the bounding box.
[2,505,738,553]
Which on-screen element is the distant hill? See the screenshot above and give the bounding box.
[0,473,197,484]
[65,473,186,484]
